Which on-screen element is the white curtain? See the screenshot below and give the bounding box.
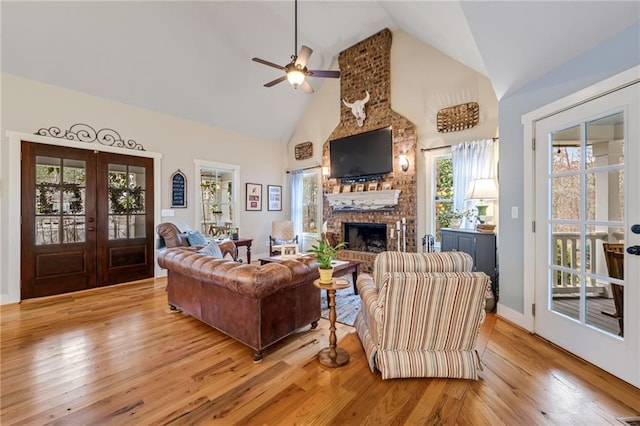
[290,169,304,241]
[451,139,496,225]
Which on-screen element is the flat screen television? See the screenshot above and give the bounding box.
[329,127,393,179]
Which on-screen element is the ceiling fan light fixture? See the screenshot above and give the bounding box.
[287,68,306,88]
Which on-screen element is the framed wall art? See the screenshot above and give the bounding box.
[245,183,262,211]
[267,185,282,211]
[355,183,365,192]
[170,170,187,208]
[367,182,378,191]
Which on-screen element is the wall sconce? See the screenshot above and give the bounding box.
[322,166,330,177]
[398,155,409,172]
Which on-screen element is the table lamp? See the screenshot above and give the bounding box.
[465,178,499,222]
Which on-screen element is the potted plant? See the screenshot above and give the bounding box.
[308,238,347,283]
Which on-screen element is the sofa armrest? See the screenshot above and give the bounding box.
[356,273,384,344]
[218,240,238,261]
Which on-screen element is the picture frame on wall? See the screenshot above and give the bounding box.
[382,182,392,190]
[170,170,187,208]
[367,182,378,191]
[342,184,352,193]
[267,185,282,211]
[245,183,262,211]
[355,183,365,192]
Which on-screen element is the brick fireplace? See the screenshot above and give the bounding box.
[322,29,417,273]
[343,222,387,254]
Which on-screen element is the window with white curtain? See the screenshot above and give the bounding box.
[427,139,497,244]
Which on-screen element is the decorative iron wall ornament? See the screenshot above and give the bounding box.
[437,102,479,133]
[36,123,145,151]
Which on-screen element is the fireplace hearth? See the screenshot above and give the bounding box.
[343,222,387,253]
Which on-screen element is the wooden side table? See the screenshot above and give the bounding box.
[233,238,252,263]
[313,278,350,367]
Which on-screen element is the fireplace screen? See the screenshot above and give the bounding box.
[343,222,387,253]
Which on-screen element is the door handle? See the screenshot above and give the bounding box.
[627,245,640,255]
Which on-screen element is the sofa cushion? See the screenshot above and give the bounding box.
[197,241,223,258]
[187,230,208,246]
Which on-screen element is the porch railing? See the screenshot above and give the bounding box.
[552,232,611,296]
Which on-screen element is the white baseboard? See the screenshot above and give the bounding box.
[497,303,534,332]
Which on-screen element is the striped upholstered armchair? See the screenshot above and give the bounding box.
[354,251,491,380]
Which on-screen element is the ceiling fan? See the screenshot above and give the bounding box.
[252,0,340,94]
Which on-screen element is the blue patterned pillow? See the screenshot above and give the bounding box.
[186,230,207,246]
[197,241,223,258]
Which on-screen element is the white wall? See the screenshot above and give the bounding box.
[497,23,640,321]
[1,73,288,303]
[287,29,498,250]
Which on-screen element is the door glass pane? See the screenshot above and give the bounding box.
[552,176,580,220]
[108,163,145,239]
[552,125,581,174]
[130,215,146,238]
[586,112,624,168]
[586,170,624,221]
[550,270,580,320]
[36,216,60,245]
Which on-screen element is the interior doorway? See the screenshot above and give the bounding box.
[21,142,155,299]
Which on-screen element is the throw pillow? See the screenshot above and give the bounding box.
[186,230,207,246]
[197,241,223,258]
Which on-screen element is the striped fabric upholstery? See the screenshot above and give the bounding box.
[372,251,473,290]
[355,263,490,380]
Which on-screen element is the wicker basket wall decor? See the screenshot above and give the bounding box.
[437,102,479,133]
[294,141,313,160]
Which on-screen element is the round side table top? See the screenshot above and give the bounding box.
[313,278,350,290]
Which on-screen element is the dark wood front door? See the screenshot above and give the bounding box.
[21,142,154,299]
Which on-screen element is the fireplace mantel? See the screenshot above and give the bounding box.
[325,189,401,211]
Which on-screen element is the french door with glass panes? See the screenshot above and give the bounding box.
[21,142,154,299]
[534,82,639,386]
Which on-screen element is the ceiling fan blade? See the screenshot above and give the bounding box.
[252,57,286,71]
[308,70,341,79]
[264,75,287,87]
[301,79,314,94]
[295,45,313,68]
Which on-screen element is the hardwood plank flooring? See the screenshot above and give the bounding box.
[1,277,639,425]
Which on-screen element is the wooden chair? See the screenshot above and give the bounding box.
[601,243,624,336]
[269,220,299,256]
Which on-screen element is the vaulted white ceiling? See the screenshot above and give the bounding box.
[2,1,638,143]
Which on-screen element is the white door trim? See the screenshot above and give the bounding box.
[1,131,163,305]
[516,66,640,333]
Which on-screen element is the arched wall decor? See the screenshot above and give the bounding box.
[35,123,145,151]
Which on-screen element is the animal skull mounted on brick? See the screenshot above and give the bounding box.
[342,90,370,127]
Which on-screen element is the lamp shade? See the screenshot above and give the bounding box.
[286,69,306,87]
[465,178,499,200]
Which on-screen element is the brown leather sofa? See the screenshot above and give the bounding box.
[157,247,321,362]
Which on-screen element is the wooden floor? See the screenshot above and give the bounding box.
[2,278,639,425]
